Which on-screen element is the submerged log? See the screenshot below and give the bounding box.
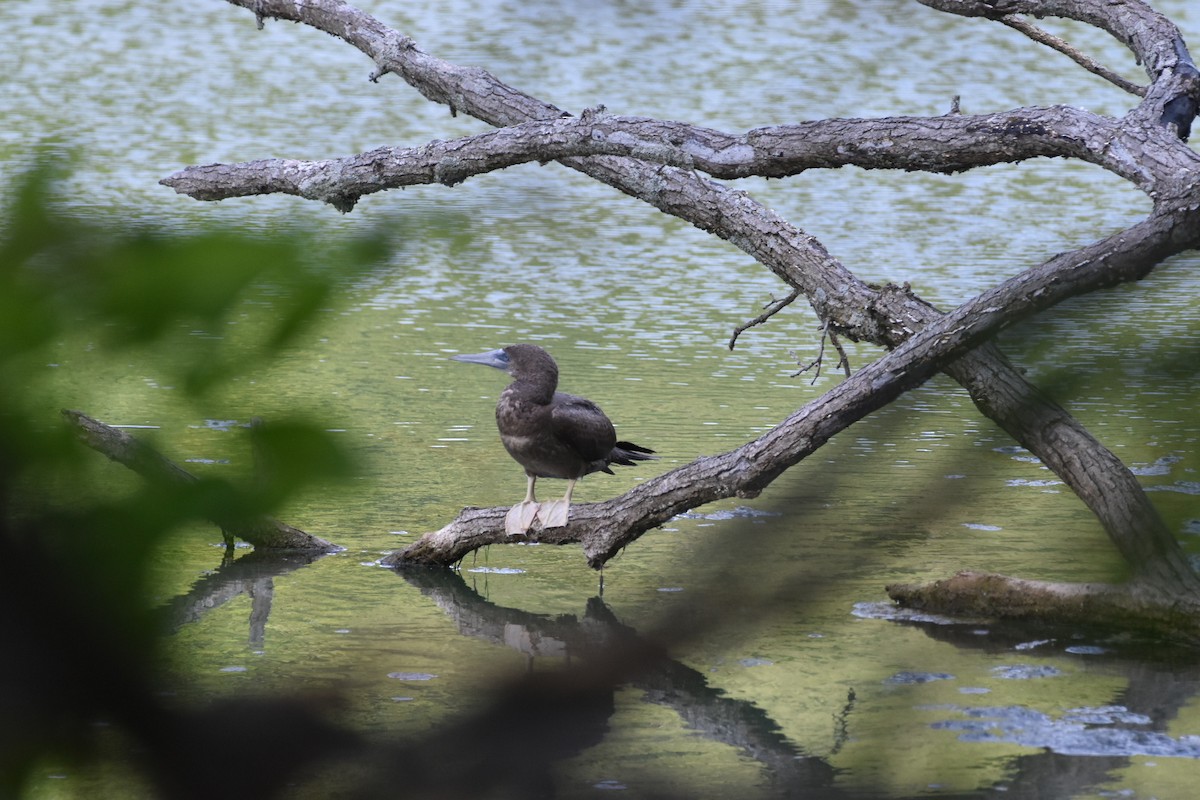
[62,410,339,552]
[886,571,1200,644]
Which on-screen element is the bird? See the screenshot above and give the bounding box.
[451,343,657,535]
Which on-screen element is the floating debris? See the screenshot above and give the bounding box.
[593,779,628,790]
[932,704,1198,758]
[1129,455,1181,476]
[739,657,775,668]
[1064,645,1110,655]
[1146,481,1200,495]
[851,601,963,626]
[885,671,955,685]
[1006,478,1062,487]
[1063,705,1151,726]
[991,664,1063,680]
[675,506,780,521]
[198,419,244,431]
[1014,639,1054,651]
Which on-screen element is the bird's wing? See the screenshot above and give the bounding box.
[550,393,617,462]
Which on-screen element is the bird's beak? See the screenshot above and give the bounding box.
[450,348,510,371]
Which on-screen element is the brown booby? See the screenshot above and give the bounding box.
[451,343,657,535]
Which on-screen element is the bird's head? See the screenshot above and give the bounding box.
[451,344,558,383]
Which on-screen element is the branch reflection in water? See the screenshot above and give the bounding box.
[152,543,1200,798]
[394,565,837,795]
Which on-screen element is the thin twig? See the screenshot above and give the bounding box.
[828,687,857,758]
[1001,15,1146,97]
[829,330,852,378]
[793,319,852,384]
[793,319,830,383]
[727,288,802,350]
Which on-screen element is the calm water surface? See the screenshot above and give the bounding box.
[4,1,1200,797]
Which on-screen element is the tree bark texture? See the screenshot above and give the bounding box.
[167,1,1200,630]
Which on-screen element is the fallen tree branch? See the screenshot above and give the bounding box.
[163,106,1161,209]
[388,207,1200,584]
[162,115,699,211]
[915,0,1200,133]
[886,570,1200,644]
[62,410,339,552]
[195,1,1200,608]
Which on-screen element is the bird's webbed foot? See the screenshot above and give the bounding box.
[505,501,540,536]
[537,499,570,529]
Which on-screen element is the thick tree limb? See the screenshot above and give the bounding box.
[387,208,1200,582]
[163,107,1168,208]
[187,2,1200,617]
[63,410,339,552]
[162,114,700,211]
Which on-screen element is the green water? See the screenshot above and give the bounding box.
[5,1,1200,797]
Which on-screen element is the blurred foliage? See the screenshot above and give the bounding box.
[0,158,382,797]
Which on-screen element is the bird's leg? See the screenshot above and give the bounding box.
[506,474,540,536]
[537,478,576,529]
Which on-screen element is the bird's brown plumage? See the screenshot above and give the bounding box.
[451,343,656,533]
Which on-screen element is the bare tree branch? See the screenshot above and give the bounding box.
[187,1,1200,618]
[728,289,802,350]
[792,319,851,384]
[163,107,1171,208]
[886,570,1200,643]
[999,14,1146,96]
[162,115,700,211]
[63,410,339,553]
[388,208,1200,589]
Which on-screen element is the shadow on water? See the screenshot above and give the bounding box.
[134,370,1196,798]
[7,358,1158,798]
[857,604,1200,797]
[146,545,843,797]
[11,321,1192,797]
[130,518,1200,799]
[393,565,838,796]
[6,161,1199,797]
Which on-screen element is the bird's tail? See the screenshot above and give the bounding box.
[609,441,658,468]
